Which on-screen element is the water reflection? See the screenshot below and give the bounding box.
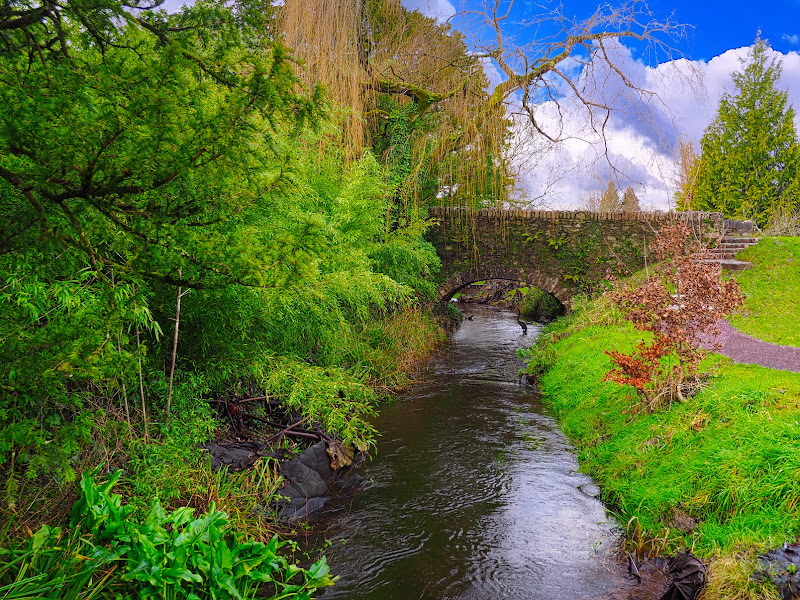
[309,306,648,599]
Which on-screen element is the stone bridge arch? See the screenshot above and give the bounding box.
[439,267,572,309]
[426,206,723,311]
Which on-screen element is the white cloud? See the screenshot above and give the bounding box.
[477,56,503,92]
[783,34,800,46]
[511,42,800,211]
[400,0,456,22]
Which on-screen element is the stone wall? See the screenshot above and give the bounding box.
[426,207,723,307]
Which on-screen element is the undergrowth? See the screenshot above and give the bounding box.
[518,286,564,322]
[0,469,335,600]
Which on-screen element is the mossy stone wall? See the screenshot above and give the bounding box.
[426,207,722,307]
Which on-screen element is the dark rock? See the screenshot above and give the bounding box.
[297,441,335,481]
[281,496,329,521]
[274,482,303,501]
[280,460,329,499]
[198,441,265,472]
[199,438,365,522]
[659,552,707,600]
[752,543,800,600]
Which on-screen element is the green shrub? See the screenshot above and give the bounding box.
[1,469,335,600]
[518,287,563,321]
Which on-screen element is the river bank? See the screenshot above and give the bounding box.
[0,303,449,600]
[302,305,676,599]
[524,285,800,599]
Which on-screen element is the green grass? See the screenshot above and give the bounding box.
[730,237,800,346]
[525,287,800,599]
[541,325,800,553]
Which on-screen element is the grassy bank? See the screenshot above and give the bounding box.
[730,237,800,346]
[523,248,800,598]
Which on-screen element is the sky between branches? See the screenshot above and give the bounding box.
[405,0,800,210]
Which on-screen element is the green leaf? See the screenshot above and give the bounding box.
[161,567,203,583]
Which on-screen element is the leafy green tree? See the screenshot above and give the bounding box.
[0,1,324,288]
[0,1,439,494]
[692,36,800,225]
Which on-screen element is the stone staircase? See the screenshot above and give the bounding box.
[700,236,759,271]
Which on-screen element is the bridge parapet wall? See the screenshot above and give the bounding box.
[426,207,723,307]
[428,206,722,228]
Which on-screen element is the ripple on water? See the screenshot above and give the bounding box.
[310,306,643,600]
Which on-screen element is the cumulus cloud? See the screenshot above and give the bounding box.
[401,0,456,22]
[476,56,503,92]
[511,42,800,210]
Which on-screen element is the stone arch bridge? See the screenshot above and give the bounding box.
[425,207,723,310]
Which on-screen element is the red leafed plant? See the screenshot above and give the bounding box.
[604,223,743,409]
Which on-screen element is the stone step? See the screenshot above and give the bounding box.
[711,244,746,250]
[721,237,758,244]
[699,258,753,271]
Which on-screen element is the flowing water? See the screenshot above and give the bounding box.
[307,305,661,599]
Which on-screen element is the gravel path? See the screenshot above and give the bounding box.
[705,321,800,373]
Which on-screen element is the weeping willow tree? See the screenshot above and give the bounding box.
[277,0,369,158]
[277,0,692,213]
[277,0,514,210]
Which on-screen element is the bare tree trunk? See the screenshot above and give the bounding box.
[136,326,149,443]
[166,272,183,425]
[117,334,130,426]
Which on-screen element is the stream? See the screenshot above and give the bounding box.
[306,305,662,599]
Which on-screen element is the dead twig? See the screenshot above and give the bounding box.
[264,419,320,444]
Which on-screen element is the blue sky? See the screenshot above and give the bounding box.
[407,0,800,62]
[647,0,800,59]
[401,0,800,209]
[159,0,799,68]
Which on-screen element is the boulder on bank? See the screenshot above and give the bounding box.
[274,441,363,521]
[752,542,800,600]
[659,552,707,600]
[200,441,266,471]
[198,439,364,521]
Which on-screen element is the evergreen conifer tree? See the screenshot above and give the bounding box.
[692,35,800,225]
[601,180,620,211]
[622,186,640,211]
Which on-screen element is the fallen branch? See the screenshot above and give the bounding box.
[263,418,321,444]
